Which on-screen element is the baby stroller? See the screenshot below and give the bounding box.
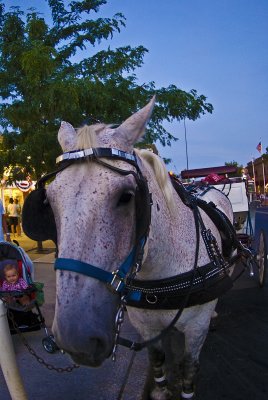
[0,240,58,353]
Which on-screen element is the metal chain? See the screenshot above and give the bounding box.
[111,295,126,362]
[7,309,79,373]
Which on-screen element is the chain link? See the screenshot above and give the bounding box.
[8,309,79,373]
[111,295,126,362]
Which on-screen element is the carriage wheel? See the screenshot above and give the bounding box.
[42,335,59,353]
[256,230,267,288]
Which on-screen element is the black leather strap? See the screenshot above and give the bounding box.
[126,262,232,309]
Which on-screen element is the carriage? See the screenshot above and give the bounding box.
[181,166,268,288]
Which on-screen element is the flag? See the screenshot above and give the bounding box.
[256,141,262,153]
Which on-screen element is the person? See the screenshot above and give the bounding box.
[0,198,11,242]
[7,198,20,237]
[14,199,22,236]
[1,263,31,307]
[241,167,251,181]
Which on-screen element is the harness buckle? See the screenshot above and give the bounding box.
[110,270,125,292]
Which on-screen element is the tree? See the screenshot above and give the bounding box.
[0,0,213,180]
[225,161,243,177]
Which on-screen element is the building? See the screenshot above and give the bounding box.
[0,179,35,212]
[247,156,268,194]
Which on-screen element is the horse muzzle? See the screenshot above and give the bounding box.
[52,320,114,367]
[52,277,118,367]
[67,342,112,368]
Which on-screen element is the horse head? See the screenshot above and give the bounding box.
[47,98,155,366]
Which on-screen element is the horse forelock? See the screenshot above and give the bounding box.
[76,123,109,149]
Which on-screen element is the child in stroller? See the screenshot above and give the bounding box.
[2,262,35,310]
[0,241,42,332]
[0,240,58,352]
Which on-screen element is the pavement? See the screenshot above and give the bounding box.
[196,273,268,400]
[0,234,149,400]
[1,235,268,399]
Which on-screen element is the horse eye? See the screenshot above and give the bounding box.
[117,191,134,206]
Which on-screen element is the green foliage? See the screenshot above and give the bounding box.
[225,160,243,177]
[0,0,213,179]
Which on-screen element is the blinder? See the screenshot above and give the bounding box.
[134,174,152,241]
[22,186,57,244]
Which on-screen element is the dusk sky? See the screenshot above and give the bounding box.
[4,0,268,174]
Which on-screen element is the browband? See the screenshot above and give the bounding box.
[37,148,138,189]
[56,147,137,165]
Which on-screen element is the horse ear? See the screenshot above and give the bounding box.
[116,96,156,147]
[58,121,77,152]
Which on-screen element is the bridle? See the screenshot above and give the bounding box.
[44,147,202,360]
[53,147,152,294]
[50,147,155,360]
[49,147,210,359]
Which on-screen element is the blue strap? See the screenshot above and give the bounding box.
[54,247,136,292]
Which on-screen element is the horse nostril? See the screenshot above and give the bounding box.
[89,337,109,357]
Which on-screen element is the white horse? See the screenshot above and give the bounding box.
[23,97,237,399]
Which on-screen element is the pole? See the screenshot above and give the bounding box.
[184,118,189,170]
[262,157,266,195]
[252,158,257,193]
[0,300,28,400]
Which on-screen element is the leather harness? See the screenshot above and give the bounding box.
[23,146,249,353]
[125,175,237,310]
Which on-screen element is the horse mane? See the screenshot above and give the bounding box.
[76,124,175,215]
[135,149,176,215]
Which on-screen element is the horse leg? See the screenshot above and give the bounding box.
[181,354,199,399]
[162,328,185,398]
[148,345,172,400]
[181,326,210,399]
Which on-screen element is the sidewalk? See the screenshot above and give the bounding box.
[0,235,149,400]
[9,234,55,257]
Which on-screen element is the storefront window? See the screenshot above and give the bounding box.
[4,188,24,211]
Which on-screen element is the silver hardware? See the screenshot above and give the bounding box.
[56,154,65,164]
[247,258,255,277]
[110,270,124,292]
[145,294,158,304]
[83,148,94,157]
[134,262,141,274]
[56,148,94,164]
[69,150,85,160]
[111,148,136,162]
[112,296,126,362]
[56,148,135,164]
